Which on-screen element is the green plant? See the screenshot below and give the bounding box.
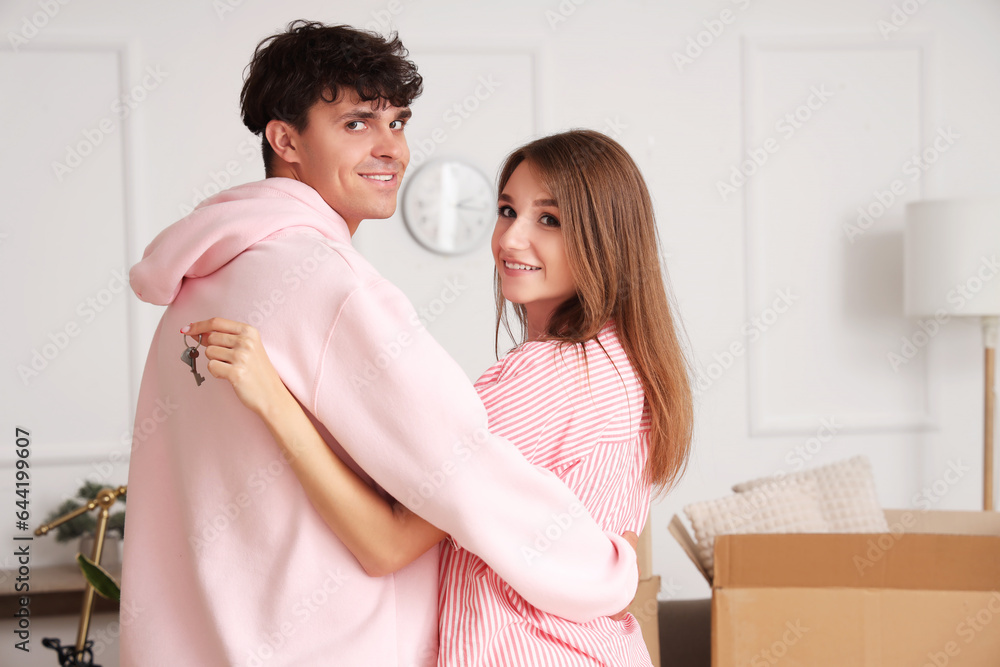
[77,553,121,602]
[43,482,126,544]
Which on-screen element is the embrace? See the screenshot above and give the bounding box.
[122,20,692,667]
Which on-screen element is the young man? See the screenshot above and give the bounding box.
[121,21,638,666]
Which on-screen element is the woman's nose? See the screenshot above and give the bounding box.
[499,218,529,250]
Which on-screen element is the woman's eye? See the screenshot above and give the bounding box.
[498,205,516,218]
[540,214,561,228]
[346,120,366,130]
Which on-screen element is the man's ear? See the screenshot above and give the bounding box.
[265,119,300,166]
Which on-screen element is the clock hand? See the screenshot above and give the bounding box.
[455,199,488,211]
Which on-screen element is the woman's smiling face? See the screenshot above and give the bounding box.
[491,161,577,336]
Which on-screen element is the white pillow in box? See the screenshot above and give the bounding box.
[683,479,828,577]
[733,455,889,534]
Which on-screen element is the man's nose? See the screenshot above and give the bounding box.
[373,125,406,163]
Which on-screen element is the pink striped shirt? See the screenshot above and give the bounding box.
[438,322,654,666]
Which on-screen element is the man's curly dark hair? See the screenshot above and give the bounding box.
[240,20,423,175]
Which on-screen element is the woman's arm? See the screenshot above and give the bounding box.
[183,317,446,577]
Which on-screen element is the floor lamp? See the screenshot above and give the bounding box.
[904,199,1000,511]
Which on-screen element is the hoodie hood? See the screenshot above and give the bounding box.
[130,178,350,305]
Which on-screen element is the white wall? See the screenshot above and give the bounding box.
[2,0,999,663]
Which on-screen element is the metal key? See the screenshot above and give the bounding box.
[181,346,206,386]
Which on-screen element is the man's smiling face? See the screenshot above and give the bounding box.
[281,90,411,231]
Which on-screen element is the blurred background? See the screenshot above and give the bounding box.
[1,0,999,664]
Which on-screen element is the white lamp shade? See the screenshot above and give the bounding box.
[904,198,1000,318]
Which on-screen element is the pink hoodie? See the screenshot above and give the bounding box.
[121,178,637,667]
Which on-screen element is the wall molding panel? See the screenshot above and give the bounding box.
[741,35,939,436]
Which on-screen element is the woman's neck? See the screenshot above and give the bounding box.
[525,306,551,341]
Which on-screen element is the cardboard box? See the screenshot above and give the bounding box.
[671,509,1000,666]
[628,575,662,667]
[631,516,662,666]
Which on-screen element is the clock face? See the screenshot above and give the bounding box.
[402,160,496,255]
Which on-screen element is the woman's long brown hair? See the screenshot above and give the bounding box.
[495,129,693,493]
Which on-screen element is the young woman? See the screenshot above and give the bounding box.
[185,129,693,665]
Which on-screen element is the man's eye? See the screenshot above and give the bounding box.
[390,120,407,130]
[498,205,515,218]
[346,120,366,130]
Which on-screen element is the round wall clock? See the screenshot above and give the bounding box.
[402,159,495,255]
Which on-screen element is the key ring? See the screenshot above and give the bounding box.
[183,334,202,349]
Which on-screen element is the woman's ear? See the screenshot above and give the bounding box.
[265,119,300,166]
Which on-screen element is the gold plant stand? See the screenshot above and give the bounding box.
[34,485,127,664]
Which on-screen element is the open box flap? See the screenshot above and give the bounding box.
[669,509,1000,589]
[884,508,1000,535]
[668,514,710,584]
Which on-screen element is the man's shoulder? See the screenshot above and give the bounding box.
[248,227,384,291]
